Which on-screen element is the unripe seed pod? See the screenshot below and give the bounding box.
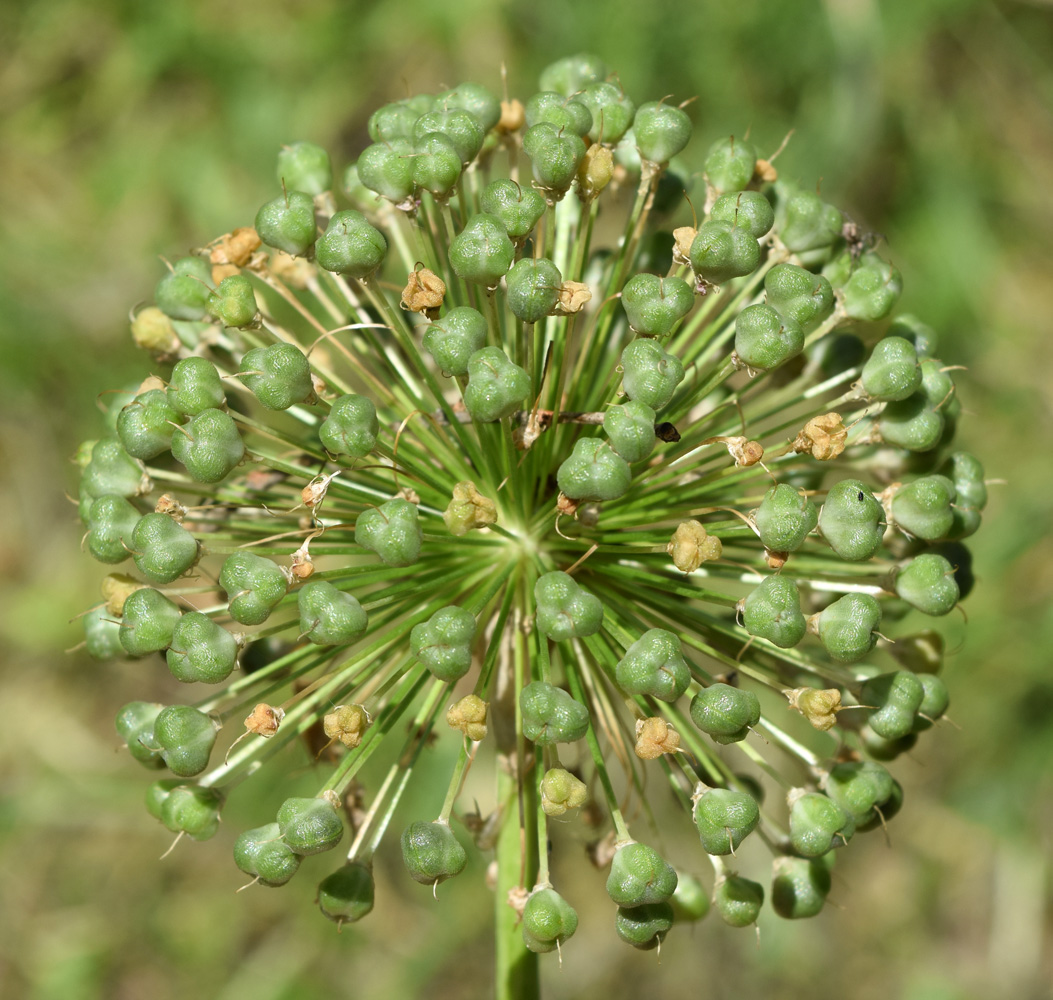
[315,210,387,278]
[438,82,501,132]
[839,251,902,322]
[941,451,987,539]
[603,401,657,463]
[479,180,546,241]
[556,438,632,502]
[423,307,488,377]
[670,873,711,923]
[318,393,378,458]
[411,132,462,198]
[117,390,182,460]
[541,767,587,816]
[154,705,219,777]
[813,593,882,663]
[86,496,141,564]
[690,683,760,744]
[692,786,760,855]
[538,53,608,96]
[131,512,199,584]
[615,628,690,701]
[891,475,957,541]
[414,108,486,166]
[690,220,762,286]
[633,102,692,164]
[354,498,422,567]
[711,190,775,239]
[254,190,317,257]
[522,123,587,197]
[81,439,148,501]
[620,339,685,410]
[410,605,477,682]
[533,571,603,641]
[220,551,288,625]
[855,778,904,831]
[155,256,213,321]
[714,874,764,928]
[825,760,895,826]
[894,553,959,616]
[131,306,180,355]
[505,257,562,323]
[167,357,226,416]
[400,820,467,885]
[606,841,678,908]
[207,274,258,328]
[861,670,925,740]
[443,480,497,536]
[524,92,593,137]
[167,611,238,683]
[771,855,832,919]
[234,822,302,886]
[734,303,804,371]
[84,604,124,660]
[763,263,835,332]
[278,797,343,856]
[298,580,368,646]
[119,587,182,656]
[368,102,418,143]
[774,184,844,265]
[620,273,694,338]
[447,695,488,742]
[704,135,758,193]
[159,784,223,840]
[171,408,244,483]
[463,348,532,423]
[115,701,166,768]
[277,141,332,196]
[861,336,922,401]
[520,681,590,745]
[357,139,415,202]
[580,81,635,143]
[789,791,853,856]
[318,862,375,924]
[912,672,949,731]
[818,479,884,561]
[145,778,183,820]
[522,887,579,953]
[615,902,674,949]
[452,214,516,288]
[741,576,807,648]
[754,483,818,553]
[879,391,945,453]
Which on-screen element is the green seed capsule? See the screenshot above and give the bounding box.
[878,391,945,452]
[633,102,692,164]
[171,408,245,483]
[578,80,635,143]
[355,498,422,567]
[463,347,531,422]
[538,53,608,96]
[888,313,938,359]
[818,479,884,561]
[479,180,546,241]
[693,787,760,856]
[86,496,140,564]
[119,587,182,656]
[298,580,368,646]
[704,135,757,193]
[506,257,562,323]
[556,438,632,502]
[754,483,818,553]
[789,791,853,857]
[154,705,218,777]
[670,873,711,923]
[711,190,775,239]
[317,862,375,924]
[144,778,182,820]
[81,439,147,501]
[839,251,902,322]
[437,82,501,132]
[603,401,657,463]
[861,336,922,401]
[315,210,387,279]
[714,874,764,928]
[689,683,761,744]
[690,220,762,286]
[533,571,603,641]
[855,778,904,831]
[278,797,344,856]
[254,190,317,257]
[520,681,590,745]
[894,553,959,616]
[131,512,199,583]
[859,724,917,762]
[411,132,462,198]
[115,701,166,768]
[219,551,288,625]
[742,576,807,648]
[620,273,694,338]
[413,108,486,165]
[891,475,957,541]
[155,256,213,321]
[522,123,587,197]
[763,263,835,333]
[774,184,844,265]
[941,451,987,539]
[615,901,674,949]
[825,760,894,828]
[449,214,515,286]
[206,275,258,330]
[117,390,182,460]
[620,339,685,410]
[400,820,466,885]
[233,822,302,887]
[410,605,477,682]
[159,784,223,840]
[913,672,949,731]
[318,393,378,458]
[368,101,419,143]
[606,841,678,908]
[524,91,593,137]
[166,611,238,683]
[771,855,832,919]
[277,141,332,196]
[357,139,415,202]
[814,593,882,663]
[861,670,925,740]
[84,604,124,660]
[522,887,579,953]
[734,303,804,371]
[615,628,690,701]
[422,306,488,377]
[167,357,226,416]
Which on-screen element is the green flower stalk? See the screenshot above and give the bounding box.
[76,52,984,984]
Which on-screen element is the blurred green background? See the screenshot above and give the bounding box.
[1,0,1051,997]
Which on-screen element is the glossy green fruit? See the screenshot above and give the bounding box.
[367,102,418,143]
[438,82,501,131]
[524,92,593,137]
[825,760,894,826]
[741,576,806,648]
[522,887,579,953]
[319,394,378,458]
[689,683,760,744]
[818,479,884,561]
[703,135,757,193]
[520,681,590,745]
[207,274,258,328]
[316,210,387,278]
[219,551,288,625]
[298,580,368,646]
[670,874,711,923]
[166,612,238,684]
[891,475,956,541]
[413,108,486,165]
[714,874,764,928]
[234,822,302,886]
[856,778,904,831]
[522,123,587,196]
[859,724,917,762]
[633,102,692,164]
[84,604,124,660]
[158,784,223,840]
[318,862,375,924]
[764,263,835,332]
[116,390,182,460]
[606,841,678,907]
[789,791,853,856]
[693,787,760,855]
[254,190,317,257]
[278,797,344,856]
[941,451,986,540]
[533,571,603,640]
[81,439,147,501]
[170,408,245,483]
[410,605,477,682]
[449,214,515,286]
[422,307,488,377]
[754,483,818,553]
[411,132,462,198]
[155,256,213,321]
[506,257,562,323]
[479,180,546,241]
[603,401,656,463]
[131,513,199,583]
[154,705,219,777]
[556,438,632,502]
[814,593,882,663]
[620,273,693,338]
[277,141,332,196]
[115,701,165,768]
[839,251,902,322]
[861,670,925,740]
[167,357,226,416]
[357,139,415,202]
[538,53,608,96]
[734,303,804,371]
[355,498,422,567]
[711,191,774,241]
[464,347,531,423]
[878,392,945,452]
[771,855,832,919]
[86,496,140,564]
[861,337,922,401]
[615,902,674,949]
[119,587,182,656]
[913,672,950,731]
[400,820,467,885]
[615,628,690,701]
[620,339,684,410]
[580,81,635,143]
[690,219,761,285]
[894,553,959,616]
[774,184,844,265]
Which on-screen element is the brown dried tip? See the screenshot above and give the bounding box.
[793,412,847,461]
[634,717,681,760]
[395,486,421,505]
[556,492,580,518]
[244,703,285,738]
[209,227,261,274]
[754,158,778,184]
[401,266,446,317]
[785,687,843,732]
[154,493,187,523]
[556,280,592,315]
[705,435,764,467]
[443,480,497,536]
[101,573,143,616]
[446,694,488,742]
[137,374,166,395]
[131,306,180,356]
[672,226,697,267]
[289,541,315,581]
[323,704,370,749]
[497,98,526,133]
[266,250,313,289]
[765,549,789,571]
[576,143,613,200]
[668,520,723,573]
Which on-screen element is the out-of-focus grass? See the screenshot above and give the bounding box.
[0,1,1050,998]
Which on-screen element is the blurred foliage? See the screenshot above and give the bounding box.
[0,0,1050,998]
